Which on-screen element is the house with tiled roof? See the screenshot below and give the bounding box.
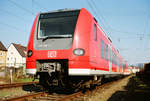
[0,41,7,70]
[6,43,27,68]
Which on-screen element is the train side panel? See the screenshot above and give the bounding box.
[68,8,93,75]
[26,15,39,74]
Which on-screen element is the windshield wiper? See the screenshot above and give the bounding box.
[42,36,62,41]
[42,35,72,42]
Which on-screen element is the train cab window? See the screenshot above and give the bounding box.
[105,44,109,61]
[94,24,97,41]
[38,14,79,39]
[101,40,105,59]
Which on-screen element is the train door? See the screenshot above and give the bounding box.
[108,45,112,73]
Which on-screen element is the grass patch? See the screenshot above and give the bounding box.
[0,90,14,97]
[13,77,39,83]
[0,76,39,84]
[138,84,148,88]
[134,76,150,89]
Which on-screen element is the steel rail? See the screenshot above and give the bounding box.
[0,81,39,89]
[59,91,83,101]
[3,92,46,101]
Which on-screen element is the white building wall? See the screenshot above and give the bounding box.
[6,44,25,68]
[22,57,26,64]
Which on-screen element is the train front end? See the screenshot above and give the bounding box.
[26,8,92,89]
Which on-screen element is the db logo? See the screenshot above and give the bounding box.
[48,51,57,58]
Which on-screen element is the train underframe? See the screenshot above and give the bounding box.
[33,59,103,92]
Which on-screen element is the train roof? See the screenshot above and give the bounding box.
[39,8,81,14]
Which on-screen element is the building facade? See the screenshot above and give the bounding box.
[0,41,7,70]
[6,43,26,68]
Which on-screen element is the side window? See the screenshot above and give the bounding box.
[105,44,108,61]
[112,51,115,64]
[109,47,111,62]
[123,64,126,69]
[94,24,97,41]
[116,57,118,66]
[122,64,124,68]
[114,53,117,65]
[101,40,105,59]
[118,59,120,67]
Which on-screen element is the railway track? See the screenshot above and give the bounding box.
[3,91,83,101]
[2,76,130,101]
[0,81,39,89]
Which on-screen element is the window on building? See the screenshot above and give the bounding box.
[0,52,3,56]
[94,24,97,41]
[105,44,109,61]
[101,40,105,59]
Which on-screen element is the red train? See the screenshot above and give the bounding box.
[26,8,128,89]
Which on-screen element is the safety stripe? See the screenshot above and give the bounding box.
[26,69,36,75]
[69,68,120,75]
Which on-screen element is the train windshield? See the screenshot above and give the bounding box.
[38,10,80,40]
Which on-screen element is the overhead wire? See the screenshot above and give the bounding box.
[87,0,150,64]
[89,0,148,48]
[86,0,111,37]
[0,0,49,41]
[143,14,150,50]
[8,0,35,15]
[90,0,112,37]
[0,21,27,32]
[0,0,32,35]
[86,0,136,63]
[0,8,29,23]
[86,0,100,20]
[87,0,150,54]
[32,0,49,12]
[0,0,35,34]
[86,0,125,52]
[0,0,31,33]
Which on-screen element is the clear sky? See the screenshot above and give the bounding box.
[0,0,150,65]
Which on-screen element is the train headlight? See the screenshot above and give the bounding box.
[27,50,33,57]
[73,48,85,56]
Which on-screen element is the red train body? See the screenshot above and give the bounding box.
[26,8,128,89]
